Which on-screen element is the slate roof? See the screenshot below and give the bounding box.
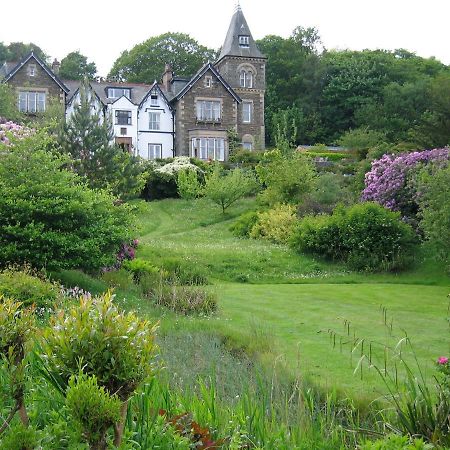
[217,6,265,61]
[0,62,16,79]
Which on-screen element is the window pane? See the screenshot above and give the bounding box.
[199,138,207,159]
[216,139,225,161]
[149,112,160,130]
[37,93,46,112]
[18,92,27,112]
[28,92,37,113]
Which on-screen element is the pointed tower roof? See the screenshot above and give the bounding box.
[217,6,265,61]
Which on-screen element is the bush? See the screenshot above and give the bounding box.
[153,284,217,315]
[0,423,39,450]
[250,204,297,244]
[122,258,159,283]
[159,257,208,285]
[100,268,135,291]
[229,211,259,237]
[0,144,134,272]
[0,268,59,309]
[66,373,121,449]
[177,169,202,200]
[141,167,178,200]
[291,202,417,271]
[360,434,430,450]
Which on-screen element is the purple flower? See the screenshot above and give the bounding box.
[438,356,449,365]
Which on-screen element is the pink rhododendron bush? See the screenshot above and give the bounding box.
[362,148,449,221]
[0,117,34,145]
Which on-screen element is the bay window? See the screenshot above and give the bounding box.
[191,137,225,161]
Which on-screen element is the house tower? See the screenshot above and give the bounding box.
[215,5,266,150]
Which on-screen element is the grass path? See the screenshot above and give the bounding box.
[135,198,450,394]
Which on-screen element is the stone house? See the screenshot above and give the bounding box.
[1,6,265,161]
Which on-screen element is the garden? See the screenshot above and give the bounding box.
[0,97,449,449]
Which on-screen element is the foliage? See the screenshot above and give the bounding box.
[42,292,157,400]
[227,128,241,158]
[250,204,297,244]
[0,423,39,450]
[58,79,142,198]
[100,268,135,291]
[153,283,217,315]
[0,142,133,271]
[203,164,257,213]
[141,166,178,200]
[0,85,22,122]
[362,148,449,220]
[291,202,417,271]
[256,151,316,206]
[159,257,209,286]
[230,210,259,237]
[0,267,59,309]
[177,169,202,200]
[108,32,216,83]
[417,164,450,268]
[59,50,97,80]
[229,148,263,167]
[122,258,159,283]
[0,41,47,65]
[66,373,121,449]
[0,118,33,145]
[360,434,431,449]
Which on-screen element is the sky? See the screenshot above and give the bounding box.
[1,0,449,76]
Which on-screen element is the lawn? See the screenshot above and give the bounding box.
[134,197,449,396]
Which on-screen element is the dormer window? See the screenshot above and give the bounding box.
[150,94,158,106]
[239,35,250,47]
[107,87,131,99]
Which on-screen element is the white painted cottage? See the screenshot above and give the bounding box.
[65,80,174,159]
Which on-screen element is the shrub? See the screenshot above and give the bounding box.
[203,164,257,213]
[141,167,178,200]
[153,284,217,315]
[256,151,316,206]
[0,145,134,272]
[159,257,208,285]
[250,204,297,244]
[360,434,430,450]
[177,169,202,200]
[229,149,263,167]
[229,211,259,237]
[100,268,135,291]
[0,423,39,450]
[122,258,159,283]
[66,373,122,450]
[41,292,157,445]
[291,202,417,271]
[0,267,59,309]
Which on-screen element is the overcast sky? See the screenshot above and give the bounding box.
[1,0,449,76]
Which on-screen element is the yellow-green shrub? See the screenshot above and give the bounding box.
[250,204,297,244]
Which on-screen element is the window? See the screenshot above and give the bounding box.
[148,144,162,160]
[204,76,212,88]
[28,64,36,77]
[239,70,253,88]
[191,138,225,161]
[18,91,46,113]
[239,35,250,47]
[120,128,127,135]
[115,110,131,125]
[196,100,221,121]
[242,142,253,151]
[149,112,160,130]
[242,102,252,123]
[150,94,158,106]
[107,87,131,99]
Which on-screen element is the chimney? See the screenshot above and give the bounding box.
[162,63,173,92]
[52,58,60,75]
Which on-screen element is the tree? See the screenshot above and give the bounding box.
[0,133,134,271]
[203,165,257,213]
[0,84,22,121]
[58,79,142,198]
[108,32,217,83]
[3,42,47,62]
[59,51,97,80]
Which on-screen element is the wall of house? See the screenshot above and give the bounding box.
[108,96,138,152]
[216,56,266,149]
[65,90,104,122]
[8,58,66,109]
[137,88,174,159]
[174,68,238,160]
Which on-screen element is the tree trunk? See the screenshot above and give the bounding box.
[17,399,29,427]
[113,400,129,447]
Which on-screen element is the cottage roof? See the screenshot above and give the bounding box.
[173,62,241,103]
[217,6,265,62]
[2,52,70,93]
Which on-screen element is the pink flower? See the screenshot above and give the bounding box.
[437,356,449,365]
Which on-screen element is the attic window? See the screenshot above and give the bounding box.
[205,76,212,88]
[150,94,158,106]
[239,35,250,47]
[28,64,36,77]
[107,87,131,99]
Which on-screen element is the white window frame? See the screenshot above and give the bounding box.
[191,137,225,161]
[18,91,46,113]
[148,143,162,160]
[240,70,253,88]
[242,102,252,123]
[205,76,212,88]
[28,64,36,77]
[107,88,131,99]
[149,112,160,130]
[196,100,221,121]
[239,35,250,47]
